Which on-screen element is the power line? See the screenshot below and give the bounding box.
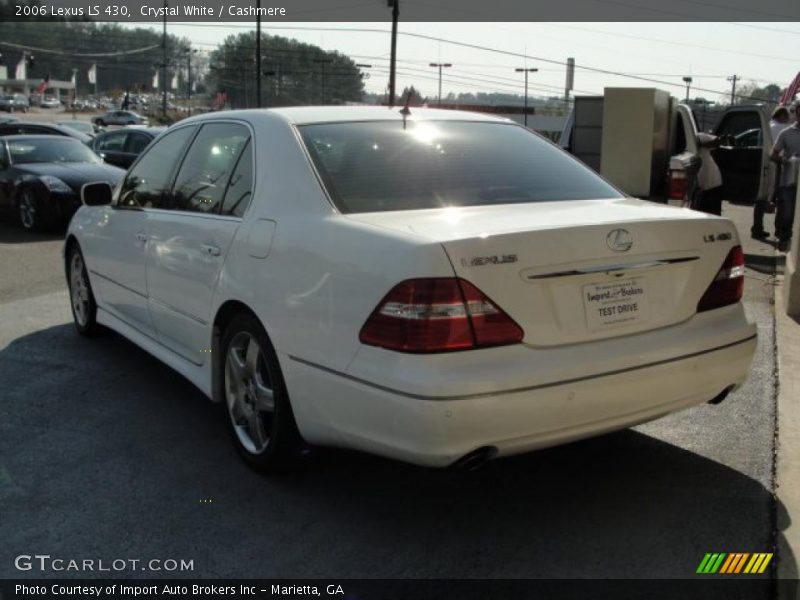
[0,40,159,57]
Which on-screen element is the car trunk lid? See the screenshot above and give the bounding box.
[347,198,737,346]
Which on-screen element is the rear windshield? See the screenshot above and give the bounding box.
[299,120,621,213]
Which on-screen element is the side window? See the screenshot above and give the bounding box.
[717,112,762,147]
[118,126,196,209]
[125,133,151,154]
[19,125,48,134]
[170,122,250,214]
[96,131,127,152]
[221,141,253,217]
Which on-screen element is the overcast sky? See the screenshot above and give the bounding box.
[128,21,800,103]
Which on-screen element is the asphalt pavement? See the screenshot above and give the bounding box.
[0,202,783,583]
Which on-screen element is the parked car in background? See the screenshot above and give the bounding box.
[0,122,93,145]
[558,93,773,208]
[66,107,756,472]
[57,120,101,137]
[40,96,63,109]
[0,93,30,113]
[91,127,164,169]
[0,135,124,231]
[92,110,148,127]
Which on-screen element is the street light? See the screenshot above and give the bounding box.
[515,67,538,127]
[428,62,452,106]
[181,47,198,112]
[682,76,693,102]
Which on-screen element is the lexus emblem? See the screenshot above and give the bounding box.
[606,229,633,252]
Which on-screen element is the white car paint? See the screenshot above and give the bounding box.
[66,106,757,467]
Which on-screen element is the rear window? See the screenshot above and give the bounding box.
[299,120,621,213]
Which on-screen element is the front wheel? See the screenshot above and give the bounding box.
[67,245,101,336]
[16,188,45,232]
[221,313,302,472]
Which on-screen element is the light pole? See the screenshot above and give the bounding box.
[161,0,168,119]
[256,0,262,108]
[682,76,692,102]
[429,62,452,106]
[515,67,538,127]
[182,48,198,114]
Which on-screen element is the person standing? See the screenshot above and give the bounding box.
[770,104,800,252]
[753,107,793,238]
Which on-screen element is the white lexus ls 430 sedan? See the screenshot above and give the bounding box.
[65,107,757,471]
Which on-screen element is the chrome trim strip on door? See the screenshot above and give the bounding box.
[89,269,147,299]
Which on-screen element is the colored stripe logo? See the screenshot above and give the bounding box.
[697,553,772,574]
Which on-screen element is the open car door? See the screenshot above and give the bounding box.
[712,106,773,203]
[666,103,701,207]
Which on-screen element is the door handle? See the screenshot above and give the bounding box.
[201,244,221,257]
[135,232,147,242]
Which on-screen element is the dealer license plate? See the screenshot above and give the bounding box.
[583,277,650,331]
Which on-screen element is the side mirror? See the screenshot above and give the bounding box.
[81,182,113,206]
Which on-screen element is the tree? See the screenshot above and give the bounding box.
[399,85,424,105]
[208,32,364,108]
[0,21,191,96]
[729,81,785,105]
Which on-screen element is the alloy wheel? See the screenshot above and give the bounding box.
[19,190,36,230]
[224,331,276,455]
[70,252,90,327]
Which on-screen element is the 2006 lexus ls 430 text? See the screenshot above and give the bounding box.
[65,106,757,471]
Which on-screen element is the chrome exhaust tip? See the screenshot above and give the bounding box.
[451,446,498,471]
[707,385,737,405]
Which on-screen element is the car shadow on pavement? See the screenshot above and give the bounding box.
[0,322,790,583]
[0,219,64,244]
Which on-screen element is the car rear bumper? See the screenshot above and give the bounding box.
[283,306,757,467]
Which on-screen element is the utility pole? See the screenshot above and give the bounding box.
[313,58,333,104]
[727,74,739,105]
[256,0,262,108]
[565,57,574,113]
[515,67,538,127]
[428,62,452,106]
[183,47,197,114]
[388,0,399,107]
[161,0,168,119]
[682,76,692,102]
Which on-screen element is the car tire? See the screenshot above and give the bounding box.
[221,313,303,472]
[96,119,105,127]
[16,187,47,232]
[67,245,101,337]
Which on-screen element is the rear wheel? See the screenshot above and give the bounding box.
[67,245,101,336]
[221,313,302,472]
[96,119,105,127]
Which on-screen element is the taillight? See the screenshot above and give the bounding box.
[359,278,524,353]
[669,171,687,200]
[697,246,745,312]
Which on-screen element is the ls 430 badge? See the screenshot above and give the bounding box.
[461,255,518,267]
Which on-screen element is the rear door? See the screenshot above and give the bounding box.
[145,121,253,364]
[122,131,153,168]
[94,130,131,168]
[712,106,772,202]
